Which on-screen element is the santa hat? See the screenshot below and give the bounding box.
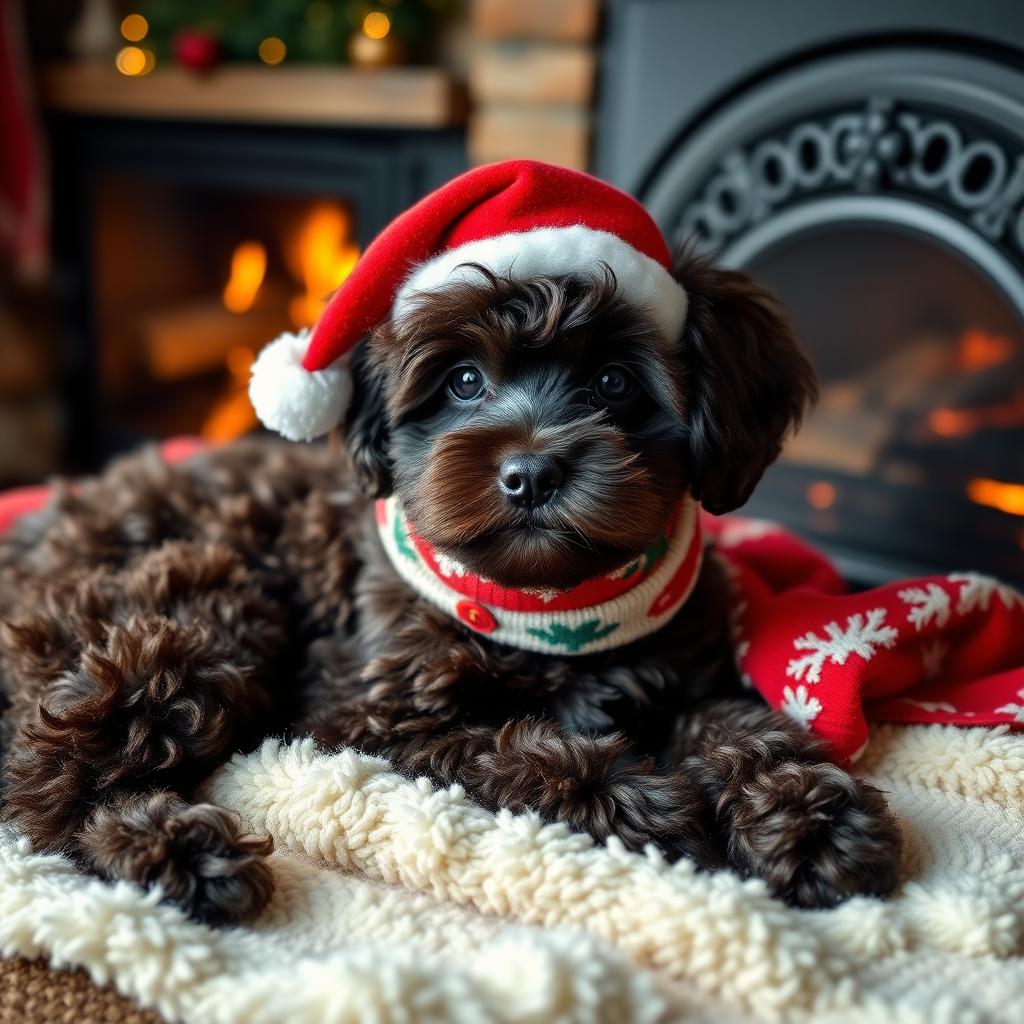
[249,159,689,442]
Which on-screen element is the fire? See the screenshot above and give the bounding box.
[288,203,360,328]
[929,407,977,437]
[928,396,1024,438]
[201,346,258,441]
[807,481,837,509]
[967,478,1024,516]
[223,241,267,314]
[956,327,1014,372]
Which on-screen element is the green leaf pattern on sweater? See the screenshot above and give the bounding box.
[619,529,670,581]
[394,515,417,561]
[526,619,619,652]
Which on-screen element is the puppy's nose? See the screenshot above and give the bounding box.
[498,454,565,508]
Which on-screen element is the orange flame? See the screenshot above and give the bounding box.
[288,203,360,328]
[929,408,978,437]
[929,396,1024,438]
[956,327,1014,372]
[201,346,258,441]
[223,241,267,314]
[967,478,1024,516]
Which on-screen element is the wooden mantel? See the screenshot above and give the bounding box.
[40,63,466,128]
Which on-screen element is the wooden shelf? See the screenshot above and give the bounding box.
[40,63,466,128]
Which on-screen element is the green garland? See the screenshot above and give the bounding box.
[137,0,455,65]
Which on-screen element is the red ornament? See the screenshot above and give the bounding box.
[173,29,221,72]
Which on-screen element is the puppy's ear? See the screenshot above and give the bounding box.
[343,341,393,497]
[675,246,818,514]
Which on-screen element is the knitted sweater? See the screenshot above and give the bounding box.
[376,494,703,655]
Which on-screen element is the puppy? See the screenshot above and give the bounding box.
[0,245,902,925]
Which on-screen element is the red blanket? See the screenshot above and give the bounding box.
[706,515,1024,764]
[2,446,1022,766]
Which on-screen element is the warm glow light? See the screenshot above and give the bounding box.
[288,203,360,327]
[259,37,287,64]
[929,396,1024,438]
[226,345,255,378]
[967,478,1024,516]
[929,408,976,437]
[222,241,267,314]
[120,14,148,41]
[201,347,258,441]
[116,46,155,76]
[807,481,837,510]
[306,1,333,28]
[363,12,391,38]
[957,327,1014,372]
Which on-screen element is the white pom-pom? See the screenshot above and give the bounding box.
[248,330,352,442]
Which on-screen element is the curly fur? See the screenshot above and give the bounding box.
[0,249,901,923]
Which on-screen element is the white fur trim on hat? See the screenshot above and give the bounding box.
[249,329,352,442]
[392,225,689,342]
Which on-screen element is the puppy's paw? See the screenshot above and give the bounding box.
[725,762,902,908]
[80,792,275,925]
[604,769,720,869]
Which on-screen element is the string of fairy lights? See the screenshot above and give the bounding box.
[114,1,450,76]
[116,14,155,76]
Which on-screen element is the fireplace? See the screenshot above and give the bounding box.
[93,177,362,443]
[47,106,465,470]
[598,0,1024,586]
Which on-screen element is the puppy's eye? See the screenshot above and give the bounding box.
[594,364,637,406]
[449,365,486,401]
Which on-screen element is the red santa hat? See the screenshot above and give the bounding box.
[249,159,689,442]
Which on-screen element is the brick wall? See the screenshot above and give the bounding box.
[467,0,599,171]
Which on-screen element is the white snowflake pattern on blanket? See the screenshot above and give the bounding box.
[899,697,957,714]
[786,608,899,684]
[714,518,779,549]
[898,583,951,631]
[948,573,1024,615]
[780,685,822,728]
[995,687,1024,723]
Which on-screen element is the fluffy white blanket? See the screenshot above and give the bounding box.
[2,724,1024,1024]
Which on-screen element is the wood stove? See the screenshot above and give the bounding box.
[598,0,1024,586]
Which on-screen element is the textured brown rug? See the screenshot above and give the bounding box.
[0,957,158,1024]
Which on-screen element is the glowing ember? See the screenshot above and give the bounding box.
[288,203,360,328]
[967,478,1024,516]
[929,408,976,437]
[928,396,1024,438]
[956,327,1014,372]
[222,241,267,314]
[807,481,836,509]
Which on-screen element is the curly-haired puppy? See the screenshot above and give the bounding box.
[0,250,902,925]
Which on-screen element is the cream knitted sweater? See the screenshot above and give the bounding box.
[377,494,704,655]
[2,723,1024,1024]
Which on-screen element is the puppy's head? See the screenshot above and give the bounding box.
[345,249,816,592]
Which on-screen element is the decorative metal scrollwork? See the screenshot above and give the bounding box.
[677,98,1024,258]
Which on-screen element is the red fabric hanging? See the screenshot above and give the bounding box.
[0,0,48,279]
[705,514,1024,766]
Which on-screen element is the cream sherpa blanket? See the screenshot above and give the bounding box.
[2,723,1024,1024]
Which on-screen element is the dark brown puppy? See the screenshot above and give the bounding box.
[0,250,902,924]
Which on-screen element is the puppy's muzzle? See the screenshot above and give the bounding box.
[498,453,566,509]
